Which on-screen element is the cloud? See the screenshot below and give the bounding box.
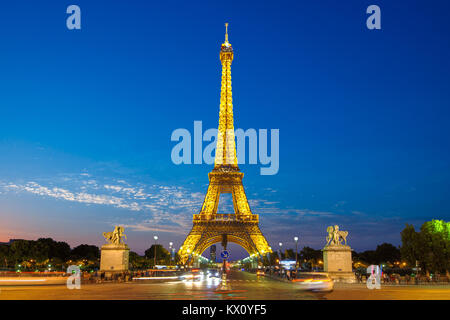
[2,179,411,253]
[1,175,341,231]
[0,175,206,234]
[0,173,387,250]
[6,181,138,210]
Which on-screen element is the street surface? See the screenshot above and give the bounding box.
[0,271,449,300]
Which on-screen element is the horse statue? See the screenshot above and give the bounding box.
[103,226,127,245]
[326,225,348,246]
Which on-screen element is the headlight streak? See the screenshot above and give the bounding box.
[133,276,179,280]
[0,279,47,282]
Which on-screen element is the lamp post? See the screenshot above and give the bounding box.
[153,235,158,267]
[169,242,173,266]
[294,236,299,270]
[278,242,283,262]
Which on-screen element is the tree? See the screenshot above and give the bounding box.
[300,246,321,261]
[400,220,450,273]
[375,243,400,264]
[71,244,100,260]
[34,238,71,261]
[285,249,295,260]
[300,246,322,268]
[400,224,420,266]
[53,240,71,261]
[356,250,377,264]
[129,251,151,269]
[419,220,450,273]
[10,240,32,264]
[0,244,10,268]
[144,245,170,264]
[262,252,278,266]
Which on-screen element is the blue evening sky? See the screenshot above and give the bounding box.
[1,0,449,258]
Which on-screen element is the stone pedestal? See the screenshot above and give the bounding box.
[100,243,130,273]
[322,245,356,283]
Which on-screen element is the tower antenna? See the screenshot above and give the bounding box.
[225,22,229,43]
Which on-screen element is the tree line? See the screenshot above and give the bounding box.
[400,220,449,273]
[1,220,448,273]
[0,238,99,270]
[276,220,449,274]
[0,240,178,271]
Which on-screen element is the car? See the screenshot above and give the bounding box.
[256,270,265,276]
[206,269,221,278]
[180,269,203,281]
[292,272,334,292]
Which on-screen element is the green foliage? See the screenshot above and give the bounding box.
[285,249,295,260]
[70,244,100,260]
[10,240,33,263]
[419,220,449,273]
[400,220,450,273]
[129,251,151,269]
[354,250,377,264]
[144,245,171,265]
[129,246,178,269]
[300,246,322,262]
[351,243,400,265]
[0,238,71,268]
[422,220,450,240]
[36,238,71,261]
[0,238,99,270]
[374,243,400,263]
[0,244,10,268]
[262,252,278,266]
[400,224,419,266]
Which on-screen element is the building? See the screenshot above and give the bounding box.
[210,245,217,263]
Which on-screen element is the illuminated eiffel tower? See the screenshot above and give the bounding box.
[178,23,272,264]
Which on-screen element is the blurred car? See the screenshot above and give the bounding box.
[256,270,265,276]
[180,269,202,281]
[292,272,334,292]
[206,269,220,278]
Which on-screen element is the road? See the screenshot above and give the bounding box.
[0,271,449,300]
[327,283,450,300]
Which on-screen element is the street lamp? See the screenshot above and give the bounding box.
[278,242,283,262]
[294,236,299,269]
[168,242,175,265]
[153,235,158,267]
[168,242,174,265]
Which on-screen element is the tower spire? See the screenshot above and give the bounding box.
[225,22,229,43]
[216,22,237,168]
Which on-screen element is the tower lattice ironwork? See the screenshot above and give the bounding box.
[178,24,272,264]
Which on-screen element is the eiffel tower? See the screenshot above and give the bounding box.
[178,23,272,264]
